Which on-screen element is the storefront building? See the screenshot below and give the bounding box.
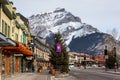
[0,32,16,80]
[0,1,32,80]
[30,35,50,72]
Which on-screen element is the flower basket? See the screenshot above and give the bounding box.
[51,69,55,75]
[38,66,43,73]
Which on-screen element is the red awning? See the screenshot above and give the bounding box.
[2,42,32,56]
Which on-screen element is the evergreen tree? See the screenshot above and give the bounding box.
[106,47,117,69]
[50,32,69,73]
[106,55,116,69]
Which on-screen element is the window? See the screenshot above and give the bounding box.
[7,26,10,37]
[5,23,7,36]
[23,33,26,44]
[15,33,18,41]
[2,20,5,34]
[12,27,14,33]
[21,35,23,42]
[2,20,10,37]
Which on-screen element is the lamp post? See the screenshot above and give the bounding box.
[113,47,117,62]
[104,46,108,71]
[113,47,117,72]
[29,35,37,73]
[84,54,86,69]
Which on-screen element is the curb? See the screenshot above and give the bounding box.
[50,74,69,80]
[50,76,55,80]
[105,71,120,75]
[55,74,69,78]
[50,74,79,80]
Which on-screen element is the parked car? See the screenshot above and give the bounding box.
[69,62,74,69]
[92,64,97,67]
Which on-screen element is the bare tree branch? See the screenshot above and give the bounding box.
[111,28,118,39]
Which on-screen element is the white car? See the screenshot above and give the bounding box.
[92,64,97,67]
[69,63,74,69]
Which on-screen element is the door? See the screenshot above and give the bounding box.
[15,57,19,72]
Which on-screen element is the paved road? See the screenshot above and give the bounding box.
[69,68,120,80]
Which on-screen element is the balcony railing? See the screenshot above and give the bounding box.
[12,11,16,19]
[2,4,12,20]
[0,0,9,4]
[15,21,20,28]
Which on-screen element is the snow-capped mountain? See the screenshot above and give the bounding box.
[29,8,99,45]
[29,8,120,55]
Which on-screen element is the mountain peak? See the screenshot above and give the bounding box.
[29,8,102,53]
[29,8,120,55]
[54,7,66,13]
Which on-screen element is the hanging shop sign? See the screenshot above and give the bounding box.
[14,54,23,56]
[105,55,108,59]
[26,56,33,60]
[56,43,61,53]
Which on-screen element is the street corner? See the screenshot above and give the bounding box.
[50,74,79,80]
[65,76,79,80]
[50,76,56,80]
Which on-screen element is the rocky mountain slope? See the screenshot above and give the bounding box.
[29,8,120,55]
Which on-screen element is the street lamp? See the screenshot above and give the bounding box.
[84,54,86,69]
[113,47,116,61]
[113,47,117,72]
[28,37,37,72]
[104,46,108,71]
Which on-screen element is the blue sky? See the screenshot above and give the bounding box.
[11,0,120,33]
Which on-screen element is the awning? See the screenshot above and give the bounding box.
[83,59,95,62]
[0,32,16,46]
[36,58,48,62]
[2,41,32,56]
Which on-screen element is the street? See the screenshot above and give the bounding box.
[69,67,120,80]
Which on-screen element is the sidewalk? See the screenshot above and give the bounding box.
[4,70,51,80]
[4,70,77,80]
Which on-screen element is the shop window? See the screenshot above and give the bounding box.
[2,54,5,74]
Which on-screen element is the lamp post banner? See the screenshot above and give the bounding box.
[105,55,108,59]
[56,43,61,53]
